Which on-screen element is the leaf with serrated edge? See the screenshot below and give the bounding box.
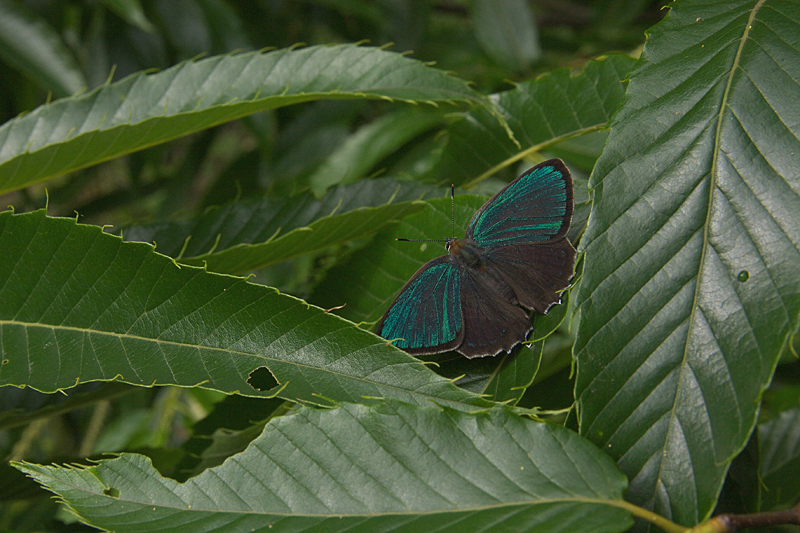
[0,44,489,194]
[15,401,632,533]
[0,209,489,411]
[420,54,635,187]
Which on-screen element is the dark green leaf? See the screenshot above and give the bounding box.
[420,340,542,405]
[0,44,490,194]
[307,107,446,195]
[574,1,800,526]
[760,408,800,511]
[472,0,541,71]
[122,178,439,274]
[102,0,156,33]
[0,209,489,411]
[0,0,86,96]
[0,382,134,431]
[472,340,543,403]
[421,54,635,187]
[15,401,632,533]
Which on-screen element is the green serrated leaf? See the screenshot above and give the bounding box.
[575,1,800,526]
[420,54,636,187]
[122,178,440,274]
[0,209,490,411]
[0,44,489,194]
[15,401,632,533]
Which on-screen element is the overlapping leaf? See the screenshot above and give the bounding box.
[0,43,489,194]
[122,178,440,274]
[16,401,632,533]
[574,1,800,526]
[421,54,635,187]
[0,209,490,411]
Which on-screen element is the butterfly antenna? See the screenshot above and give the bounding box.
[450,184,455,238]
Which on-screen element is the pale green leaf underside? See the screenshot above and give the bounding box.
[16,401,631,533]
[575,0,800,526]
[0,43,488,194]
[0,210,488,411]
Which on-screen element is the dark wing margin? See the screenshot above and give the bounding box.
[468,159,573,247]
[376,257,464,355]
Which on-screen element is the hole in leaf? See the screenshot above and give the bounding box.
[1,359,8,365]
[103,487,119,498]
[247,366,279,391]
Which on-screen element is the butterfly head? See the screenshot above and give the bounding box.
[447,237,482,268]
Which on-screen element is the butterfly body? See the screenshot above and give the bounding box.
[376,159,577,358]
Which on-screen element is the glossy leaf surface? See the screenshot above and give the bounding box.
[16,401,632,533]
[574,1,800,526]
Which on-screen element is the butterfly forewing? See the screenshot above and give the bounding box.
[467,159,573,247]
[376,257,464,354]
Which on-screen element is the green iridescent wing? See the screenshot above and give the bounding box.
[468,159,573,247]
[375,257,464,354]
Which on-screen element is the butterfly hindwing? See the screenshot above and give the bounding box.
[376,257,464,354]
[467,159,573,247]
[457,267,533,358]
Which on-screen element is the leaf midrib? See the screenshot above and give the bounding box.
[656,0,766,508]
[0,319,479,406]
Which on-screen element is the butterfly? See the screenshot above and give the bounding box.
[375,158,576,358]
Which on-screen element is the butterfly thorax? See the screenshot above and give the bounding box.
[447,237,483,269]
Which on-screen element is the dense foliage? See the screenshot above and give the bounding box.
[0,1,798,532]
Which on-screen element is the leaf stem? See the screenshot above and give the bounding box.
[688,504,800,533]
[464,125,604,188]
